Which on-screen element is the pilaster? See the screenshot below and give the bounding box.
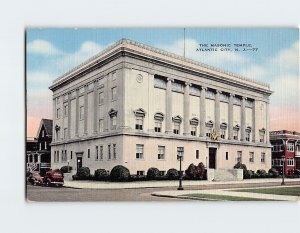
[241,96,246,141]
[228,93,234,140]
[183,82,191,136]
[165,77,174,134]
[200,86,207,137]
[215,90,221,133]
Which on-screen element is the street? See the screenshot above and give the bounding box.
[26,180,300,202]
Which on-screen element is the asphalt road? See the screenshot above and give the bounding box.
[26,181,300,202]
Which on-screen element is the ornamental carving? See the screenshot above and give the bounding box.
[136,74,143,83]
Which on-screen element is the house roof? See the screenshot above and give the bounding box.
[36,119,53,138]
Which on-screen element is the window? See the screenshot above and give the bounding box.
[80,106,84,120]
[177,147,184,160]
[249,152,254,163]
[158,146,165,160]
[287,158,294,166]
[233,129,239,140]
[245,131,251,142]
[135,117,143,130]
[220,129,226,139]
[39,143,41,150]
[62,150,67,162]
[88,149,90,158]
[237,151,242,163]
[154,121,162,132]
[95,146,99,160]
[272,144,284,152]
[191,125,197,136]
[44,141,47,150]
[111,87,117,101]
[100,145,103,160]
[136,144,144,159]
[64,105,68,117]
[272,159,283,166]
[173,122,180,134]
[154,76,167,89]
[56,108,61,119]
[196,150,199,159]
[54,151,57,163]
[108,145,111,160]
[137,171,145,176]
[225,152,228,160]
[64,128,67,139]
[99,91,104,105]
[70,151,73,160]
[99,119,104,132]
[287,143,294,152]
[42,130,44,137]
[206,127,212,138]
[56,128,60,141]
[111,116,117,130]
[113,144,116,159]
[259,134,265,143]
[261,152,265,163]
[57,151,60,163]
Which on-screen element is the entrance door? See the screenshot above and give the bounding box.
[77,156,83,170]
[209,148,217,169]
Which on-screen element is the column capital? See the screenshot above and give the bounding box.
[216,90,222,94]
[201,86,207,91]
[167,77,174,82]
[229,93,235,97]
[242,96,247,100]
[185,82,192,86]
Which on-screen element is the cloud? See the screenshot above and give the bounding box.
[27,71,54,88]
[27,39,62,55]
[27,89,52,119]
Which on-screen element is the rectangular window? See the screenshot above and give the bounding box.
[44,141,47,150]
[220,129,226,139]
[173,123,180,134]
[261,152,265,163]
[99,119,104,132]
[88,149,90,158]
[56,108,61,119]
[287,158,294,166]
[233,130,239,140]
[56,129,60,141]
[113,144,116,159]
[249,152,254,163]
[54,151,56,163]
[95,146,99,160]
[42,130,44,137]
[136,144,144,159]
[272,144,284,152]
[158,146,165,160]
[39,142,41,150]
[154,121,162,132]
[259,133,265,143]
[245,131,250,142]
[287,143,294,152]
[137,171,145,176]
[196,150,199,159]
[135,117,143,130]
[191,125,197,136]
[100,145,103,160]
[225,152,228,160]
[64,104,68,117]
[99,91,104,105]
[111,116,117,130]
[80,106,84,120]
[64,128,67,139]
[206,127,212,138]
[111,87,117,101]
[177,147,184,160]
[154,77,167,89]
[237,151,242,163]
[70,151,73,160]
[108,145,111,160]
[57,151,59,163]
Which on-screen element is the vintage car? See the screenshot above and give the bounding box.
[43,170,64,187]
[27,172,44,186]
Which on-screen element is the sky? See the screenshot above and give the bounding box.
[26,28,299,137]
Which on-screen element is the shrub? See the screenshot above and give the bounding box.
[147,167,160,180]
[130,175,148,181]
[94,169,109,181]
[256,169,267,178]
[166,168,179,180]
[185,162,206,180]
[110,165,130,182]
[60,166,72,173]
[76,167,91,180]
[244,170,255,179]
[268,168,279,178]
[233,162,248,178]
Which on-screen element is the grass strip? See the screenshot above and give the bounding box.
[182,193,273,201]
[232,186,300,196]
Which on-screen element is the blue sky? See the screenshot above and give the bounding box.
[26,28,299,137]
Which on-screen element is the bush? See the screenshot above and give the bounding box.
[60,166,72,173]
[244,170,255,179]
[185,162,206,180]
[130,175,148,181]
[147,167,160,180]
[233,162,248,179]
[256,169,267,178]
[110,165,130,182]
[268,168,279,178]
[166,168,179,180]
[94,169,109,181]
[76,167,91,180]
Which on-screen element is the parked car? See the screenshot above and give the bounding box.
[44,170,64,187]
[27,172,44,186]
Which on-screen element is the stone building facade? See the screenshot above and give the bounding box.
[49,39,272,175]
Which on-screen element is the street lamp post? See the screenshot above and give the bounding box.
[67,160,70,173]
[281,156,285,185]
[177,148,184,190]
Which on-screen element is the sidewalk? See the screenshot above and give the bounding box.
[64,178,300,190]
